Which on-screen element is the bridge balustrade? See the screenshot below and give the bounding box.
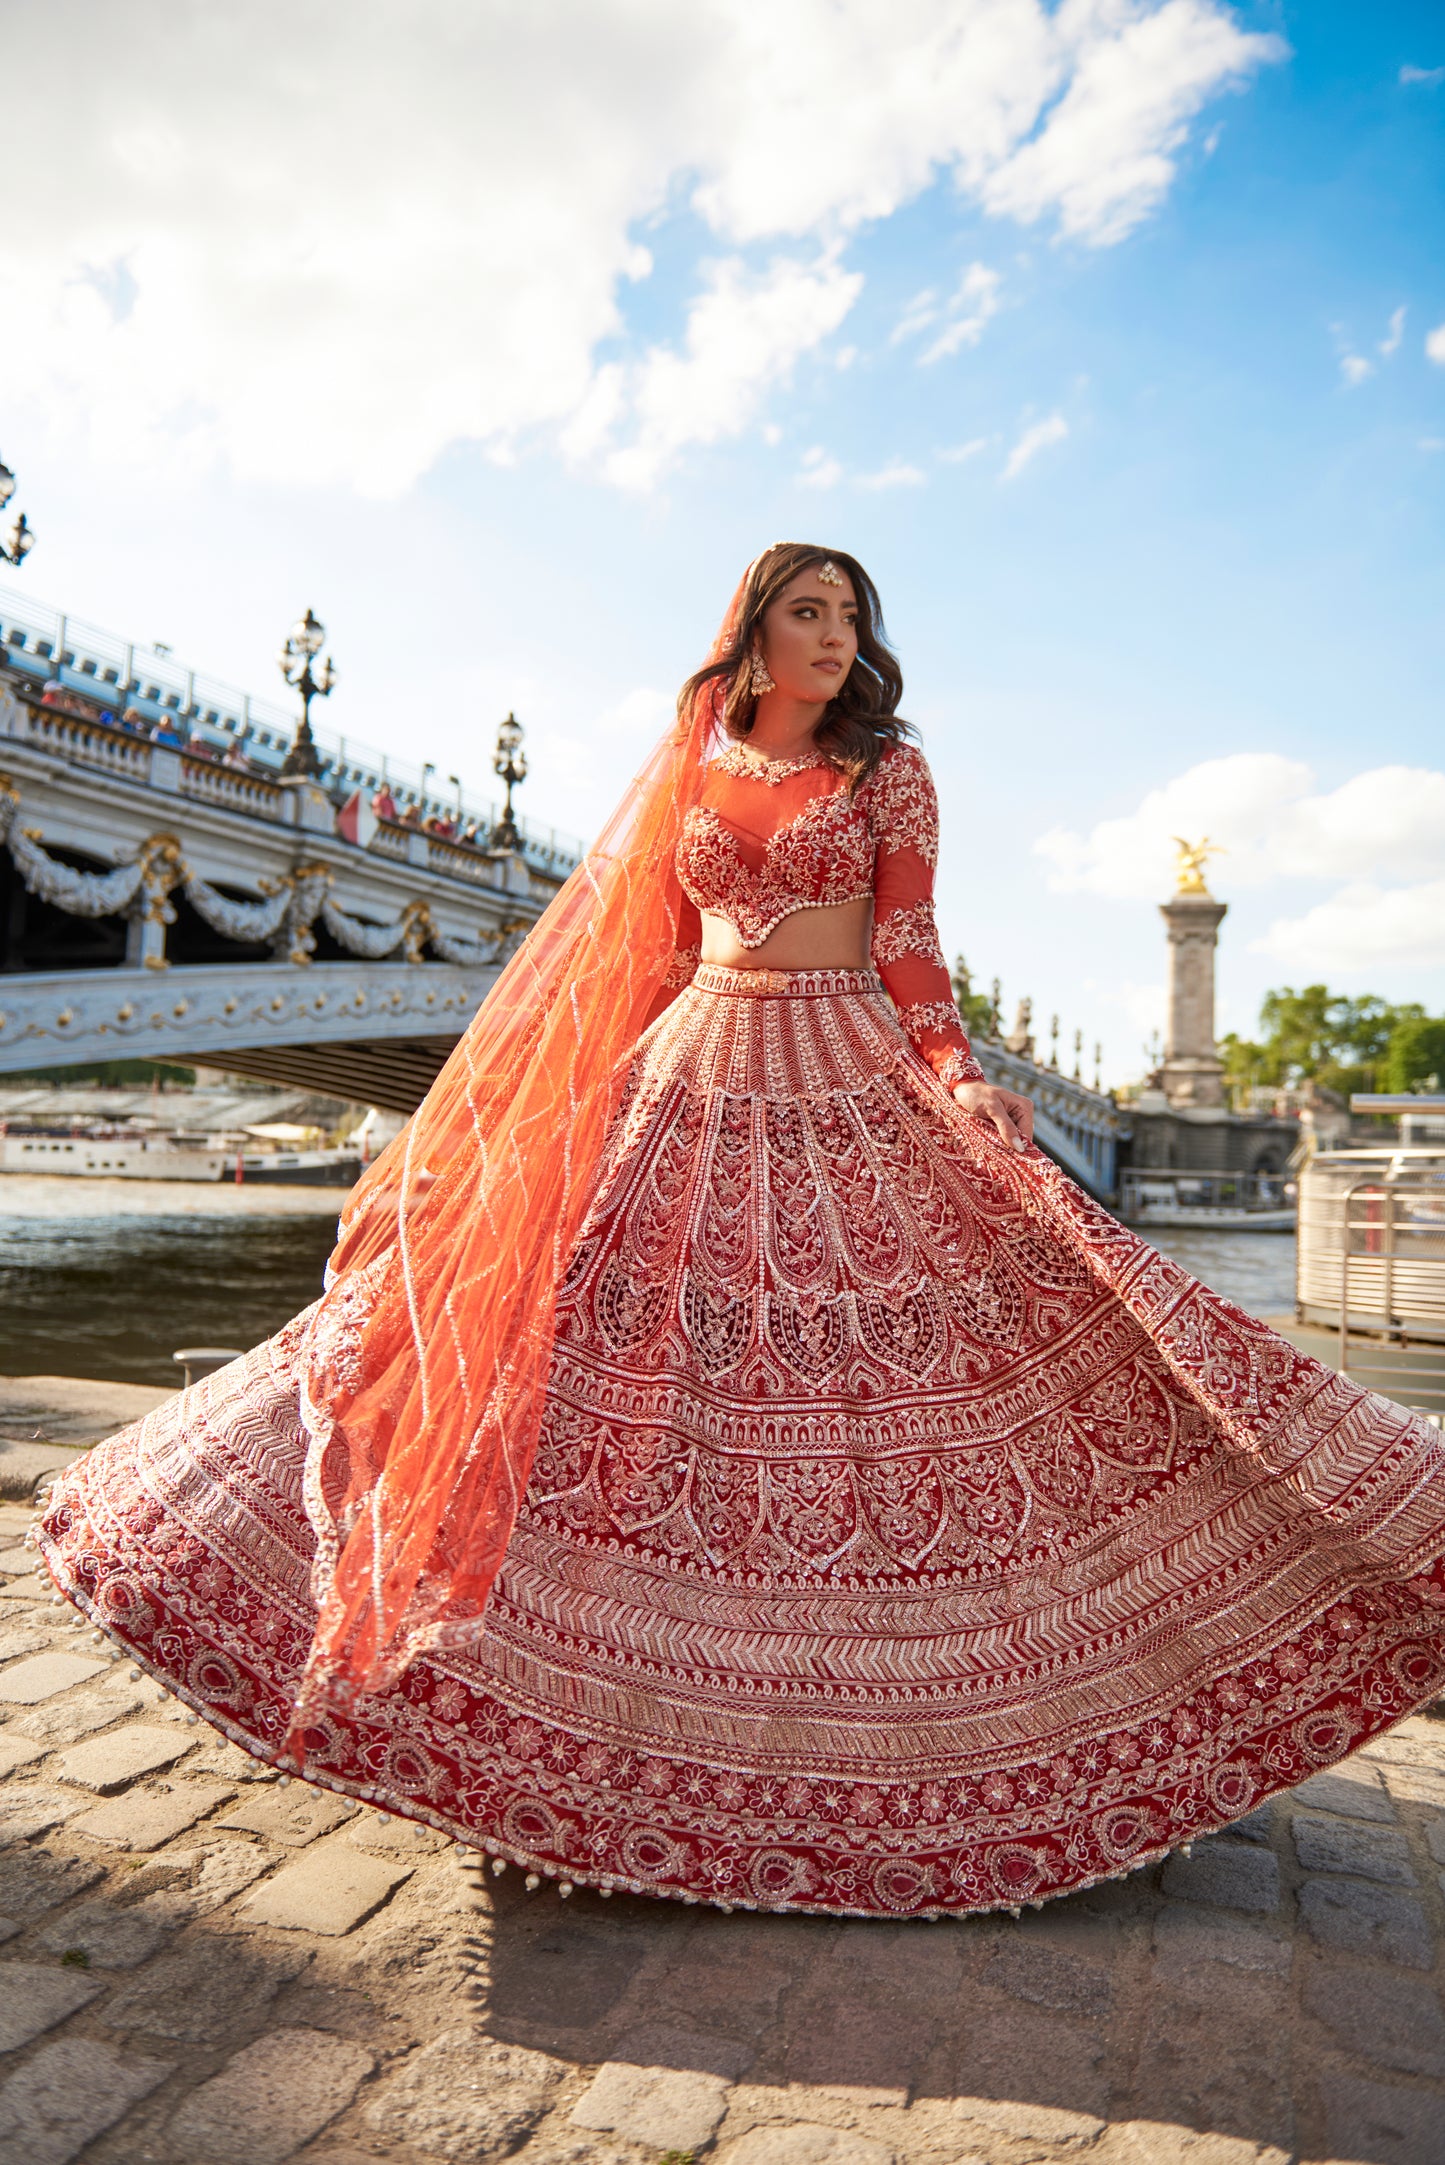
[973,1038,1128,1204]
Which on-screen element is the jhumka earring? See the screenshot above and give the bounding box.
[750,650,776,695]
[817,560,844,586]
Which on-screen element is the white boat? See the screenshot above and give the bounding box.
[0,1130,228,1180]
[1118,1169,1296,1232]
[0,1126,360,1186]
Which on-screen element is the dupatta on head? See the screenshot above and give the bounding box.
[290,577,749,1738]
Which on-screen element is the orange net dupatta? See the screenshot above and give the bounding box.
[292,608,733,1738]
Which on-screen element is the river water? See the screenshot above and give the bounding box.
[0,1177,1301,1388]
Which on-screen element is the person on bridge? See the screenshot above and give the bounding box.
[38,544,1445,1920]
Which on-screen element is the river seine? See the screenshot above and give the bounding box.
[0,1179,1300,1387]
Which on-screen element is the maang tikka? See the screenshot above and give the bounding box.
[817,560,844,586]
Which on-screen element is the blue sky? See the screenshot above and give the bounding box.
[4,0,1443,1081]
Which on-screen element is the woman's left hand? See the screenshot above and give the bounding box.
[951,1080,1034,1152]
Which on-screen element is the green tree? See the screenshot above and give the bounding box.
[1,1059,197,1087]
[1219,1031,1267,1102]
[950,954,996,1040]
[1249,985,1425,1096]
[1383,1016,1445,1094]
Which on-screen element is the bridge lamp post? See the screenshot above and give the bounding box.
[491,712,528,852]
[0,459,35,569]
[278,608,336,779]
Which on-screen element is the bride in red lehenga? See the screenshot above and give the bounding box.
[38,544,1445,1917]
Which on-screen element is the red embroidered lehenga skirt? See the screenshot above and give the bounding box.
[38,965,1445,1915]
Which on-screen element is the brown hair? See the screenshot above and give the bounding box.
[678,542,912,787]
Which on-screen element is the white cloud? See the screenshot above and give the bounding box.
[981,0,1286,245]
[1038,755,1445,981]
[1,0,1285,496]
[892,289,942,345]
[938,438,991,464]
[1257,883,1445,973]
[893,263,1002,363]
[1339,306,1406,384]
[799,446,844,489]
[1036,754,1445,901]
[1002,412,1069,479]
[567,254,862,491]
[1400,64,1445,86]
[857,460,927,490]
[1421,436,1445,453]
[1427,323,1445,366]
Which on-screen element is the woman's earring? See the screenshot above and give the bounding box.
[750,650,776,696]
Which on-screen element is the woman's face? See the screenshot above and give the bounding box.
[756,564,858,704]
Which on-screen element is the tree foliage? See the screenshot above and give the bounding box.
[1382,1016,1445,1094]
[1221,983,1437,1103]
[950,954,997,1042]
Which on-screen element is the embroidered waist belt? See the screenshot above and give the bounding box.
[690,964,884,1000]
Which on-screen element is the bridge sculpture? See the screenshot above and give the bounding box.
[0,588,1127,1194]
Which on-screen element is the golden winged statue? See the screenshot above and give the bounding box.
[1171,835,1224,897]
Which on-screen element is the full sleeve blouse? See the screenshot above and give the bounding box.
[663,741,985,1088]
[856,748,985,1088]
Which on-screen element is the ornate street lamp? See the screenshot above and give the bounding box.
[490,711,528,851]
[0,458,36,569]
[278,608,336,779]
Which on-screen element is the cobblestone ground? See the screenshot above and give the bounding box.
[3,1494,1445,2165]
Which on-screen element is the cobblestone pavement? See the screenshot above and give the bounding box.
[3,1495,1445,2165]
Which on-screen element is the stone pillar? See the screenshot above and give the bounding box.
[1159,893,1227,1109]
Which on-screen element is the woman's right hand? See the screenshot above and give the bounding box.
[951,1081,1034,1153]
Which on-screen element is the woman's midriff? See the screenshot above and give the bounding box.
[698,897,873,972]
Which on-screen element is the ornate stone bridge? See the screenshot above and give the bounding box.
[0,671,578,1109]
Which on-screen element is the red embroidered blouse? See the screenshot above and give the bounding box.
[669,740,984,1089]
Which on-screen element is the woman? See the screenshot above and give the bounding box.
[37,544,1445,1918]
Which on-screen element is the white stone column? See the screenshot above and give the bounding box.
[1159,893,1227,1109]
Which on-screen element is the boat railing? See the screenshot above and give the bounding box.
[1296,1149,1445,1417]
[1330,1177,1445,1415]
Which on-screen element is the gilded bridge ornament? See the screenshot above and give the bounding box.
[1171,835,1224,897]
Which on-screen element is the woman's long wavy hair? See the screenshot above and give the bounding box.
[677,542,911,787]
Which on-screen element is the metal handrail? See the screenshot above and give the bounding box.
[0,583,584,875]
[1336,1177,1445,1411]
